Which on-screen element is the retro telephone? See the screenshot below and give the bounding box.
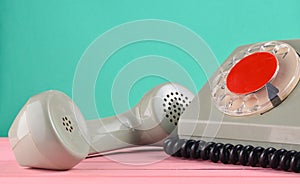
[163,39,300,172]
[9,38,300,172]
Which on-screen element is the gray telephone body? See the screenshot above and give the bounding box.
[178,39,300,151]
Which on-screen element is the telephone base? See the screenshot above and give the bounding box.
[178,39,300,151]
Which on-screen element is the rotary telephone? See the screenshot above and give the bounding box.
[163,39,300,172]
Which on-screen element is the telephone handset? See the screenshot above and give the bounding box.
[164,40,300,172]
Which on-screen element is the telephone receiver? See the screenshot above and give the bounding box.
[8,83,194,170]
[164,39,300,172]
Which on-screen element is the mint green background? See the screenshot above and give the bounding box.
[1,0,300,136]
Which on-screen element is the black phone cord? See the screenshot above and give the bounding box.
[163,137,300,173]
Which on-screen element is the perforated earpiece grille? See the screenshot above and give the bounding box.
[163,91,191,126]
[62,116,74,133]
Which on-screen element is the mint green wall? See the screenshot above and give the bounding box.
[1,0,300,136]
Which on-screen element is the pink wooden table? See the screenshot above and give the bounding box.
[1,138,300,184]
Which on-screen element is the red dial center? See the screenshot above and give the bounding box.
[226,52,278,94]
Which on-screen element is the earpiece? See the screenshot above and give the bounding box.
[8,83,194,170]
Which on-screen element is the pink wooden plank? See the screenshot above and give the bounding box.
[1,138,300,184]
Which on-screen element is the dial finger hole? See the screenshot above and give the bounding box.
[244,94,259,109]
[262,42,276,51]
[212,73,224,87]
[275,45,289,57]
[212,86,225,98]
[219,94,232,106]
[248,44,262,53]
[229,97,244,111]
